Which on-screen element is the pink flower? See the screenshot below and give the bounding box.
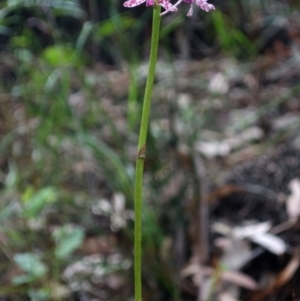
[183,0,215,16]
[161,0,215,16]
[123,0,177,12]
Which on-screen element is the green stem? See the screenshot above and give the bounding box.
[134,4,161,301]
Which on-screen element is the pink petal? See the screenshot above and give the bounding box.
[196,0,215,11]
[123,0,147,7]
[160,0,178,11]
[187,5,193,16]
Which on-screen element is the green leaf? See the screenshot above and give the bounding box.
[13,253,48,279]
[28,288,50,301]
[42,45,79,67]
[21,187,58,218]
[76,21,93,52]
[94,16,135,40]
[53,225,85,259]
[4,162,18,191]
[12,274,34,285]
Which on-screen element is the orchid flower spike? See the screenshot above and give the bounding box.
[123,0,215,16]
[123,0,177,12]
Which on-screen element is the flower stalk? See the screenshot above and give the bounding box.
[123,1,215,299]
[134,4,161,301]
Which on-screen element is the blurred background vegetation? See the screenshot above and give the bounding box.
[0,0,300,300]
